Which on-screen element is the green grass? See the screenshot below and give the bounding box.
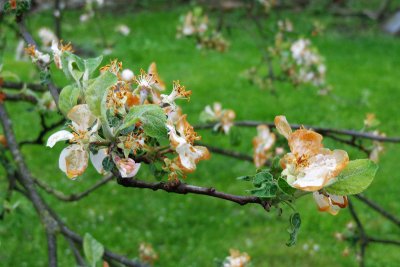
[1,6,400,267]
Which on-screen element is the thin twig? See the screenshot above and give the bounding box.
[355,194,400,227]
[20,116,65,146]
[34,174,113,202]
[194,121,400,143]
[195,141,254,162]
[116,177,270,209]
[1,81,51,92]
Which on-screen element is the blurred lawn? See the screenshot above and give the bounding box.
[1,6,400,267]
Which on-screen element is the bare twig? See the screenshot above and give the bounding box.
[348,200,367,267]
[355,194,400,227]
[34,174,113,202]
[1,81,51,92]
[194,121,400,143]
[195,141,254,162]
[116,177,270,209]
[20,116,65,146]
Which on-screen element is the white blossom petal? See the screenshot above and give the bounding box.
[90,148,108,175]
[46,130,74,148]
[59,144,89,179]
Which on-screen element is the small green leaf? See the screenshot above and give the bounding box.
[118,104,167,139]
[58,85,80,115]
[286,212,301,247]
[250,183,277,198]
[102,157,115,172]
[61,52,85,83]
[325,159,378,196]
[237,175,252,181]
[253,171,273,187]
[83,233,104,267]
[85,71,117,117]
[83,55,103,81]
[278,178,296,196]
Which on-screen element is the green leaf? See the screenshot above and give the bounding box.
[278,178,297,196]
[325,159,378,196]
[61,52,85,83]
[102,157,115,172]
[253,171,273,187]
[85,71,117,117]
[58,85,80,115]
[250,183,277,198]
[237,175,252,181]
[286,212,301,247]
[83,56,103,81]
[83,233,104,267]
[118,104,167,139]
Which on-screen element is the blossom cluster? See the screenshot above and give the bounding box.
[243,19,330,94]
[222,249,251,267]
[200,102,236,134]
[46,45,209,180]
[275,115,349,215]
[177,7,229,52]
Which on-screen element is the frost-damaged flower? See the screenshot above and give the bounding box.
[252,125,276,168]
[25,44,50,64]
[167,115,210,174]
[46,104,107,179]
[51,40,73,70]
[313,191,348,215]
[223,249,251,267]
[38,27,58,47]
[134,62,166,104]
[275,115,349,191]
[113,155,141,178]
[201,102,235,134]
[139,243,158,265]
[161,80,192,109]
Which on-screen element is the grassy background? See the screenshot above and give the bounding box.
[1,4,400,266]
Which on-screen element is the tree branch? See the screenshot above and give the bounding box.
[16,14,60,105]
[34,174,113,202]
[355,194,400,227]
[1,81,50,92]
[194,121,400,143]
[116,177,270,209]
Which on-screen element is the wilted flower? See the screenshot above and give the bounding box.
[139,243,158,265]
[25,45,50,64]
[161,80,192,108]
[223,249,251,267]
[167,115,210,173]
[363,113,380,129]
[113,155,141,178]
[51,40,73,70]
[46,104,105,178]
[38,27,58,47]
[313,191,348,215]
[253,125,276,168]
[370,141,384,163]
[201,102,235,134]
[275,115,349,191]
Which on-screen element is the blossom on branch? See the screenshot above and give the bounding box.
[46,104,105,178]
[222,249,251,267]
[252,125,276,168]
[200,102,236,134]
[275,115,349,191]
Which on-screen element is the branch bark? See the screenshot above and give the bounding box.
[194,121,400,143]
